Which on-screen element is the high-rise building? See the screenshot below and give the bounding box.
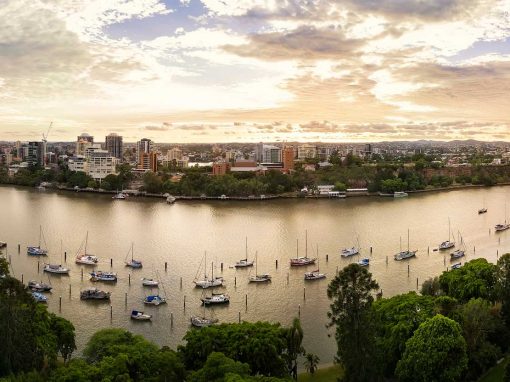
[137,138,153,164]
[261,145,282,163]
[167,147,182,161]
[87,150,119,180]
[282,146,295,172]
[105,133,123,159]
[138,152,158,172]
[254,142,264,162]
[27,141,44,166]
[76,133,94,156]
[297,144,317,160]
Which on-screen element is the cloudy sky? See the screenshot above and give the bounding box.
[1,0,510,142]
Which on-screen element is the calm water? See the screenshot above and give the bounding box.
[1,185,509,363]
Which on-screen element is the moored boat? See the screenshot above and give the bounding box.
[166,195,176,204]
[90,271,117,282]
[142,278,159,287]
[0,241,6,249]
[304,269,326,280]
[27,226,48,256]
[190,316,218,328]
[131,310,152,321]
[125,243,143,268]
[341,247,359,257]
[144,295,166,305]
[478,208,487,214]
[75,232,99,264]
[32,292,47,303]
[112,192,127,200]
[249,273,272,282]
[43,263,70,274]
[235,259,254,268]
[394,229,417,261]
[450,249,465,259]
[438,218,455,250]
[451,262,462,269]
[495,223,510,232]
[394,191,408,198]
[194,253,223,288]
[358,258,370,267]
[201,293,230,305]
[28,280,52,292]
[290,256,317,266]
[80,287,111,300]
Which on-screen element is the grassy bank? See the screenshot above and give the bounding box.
[479,356,509,382]
[298,365,343,382]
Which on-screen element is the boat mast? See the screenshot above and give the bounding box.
[39,225,42,248]
[407,229,410,251]
[316,244,319,270]
[296,238,299,258]
[85,231,89,254]
[245,236,248,260]
[448,218,451,242]
[204,251,207,279]
[305,230,308,258]
[131,242,134,261]
[399,236,402,253]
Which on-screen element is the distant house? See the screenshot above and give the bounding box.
[317,185,335,195]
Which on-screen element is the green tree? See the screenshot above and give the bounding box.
[179,322,288,377]
[497,253,510,328]
[190,352,251,382]
[420,276,441,296]
[372,292,435,377]
[395,315,468,382]
[0,257,9,276]
[327,264,379,382]
[303,353,319,375]
[284,318,304,380]
[439,258,497,302]
[49,314,76,363]
[142,172,163,194]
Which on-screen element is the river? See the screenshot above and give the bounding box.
[0,185,509,363]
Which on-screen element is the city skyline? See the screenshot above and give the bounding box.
[2,0,510,142]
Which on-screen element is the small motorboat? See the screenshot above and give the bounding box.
[76,254,99,265]
[438,241,455,250]
[27,246,47,256]
[28,280,52,292]
[290,257,317,266]
[190,316,218,328]
[495,223,510,232]
[394,191,408,198]
[80,287,111,300]
[478,208,487,214]
[341,247,359,257]
[32,292,47,303]
[131,310,152,321]
[304,270,326,280]
[43,264,70,274]
[394,250,417,261]
[142,278,159,287]
[112,192,128,200]
[144,295,166,306]
[166,195,176,204]
[90,271,117,282]
[451,262,462,270]
[248,274,271,283]
[201,293,230,305]
[450,250,465,259]
[358,258,370,267]
[0,241,7,249]
[234,259,254,268]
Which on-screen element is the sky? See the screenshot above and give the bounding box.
[1,0,510,143]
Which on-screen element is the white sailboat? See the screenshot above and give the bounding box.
[495,203,510,232]
[341,235,360,257]
[290,231,316,266]
[394,229,417,261]
[234,237,254,268]
[249,251,271,282]
[144,271,166,305]
[125,243,143,268]
[43,240,70,274]
[75,232,99,265]
[27,225,48,256]
[194,252,223,288]
[438,218,455,250]
[304,245,326,280]
[450,231,466,260]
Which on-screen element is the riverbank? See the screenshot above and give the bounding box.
[3,181,509,204]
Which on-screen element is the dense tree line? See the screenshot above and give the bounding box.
[327,255,510,382]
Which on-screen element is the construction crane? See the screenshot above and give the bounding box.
[42,121,53,143]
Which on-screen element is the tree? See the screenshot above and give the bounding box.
[189,352,251,382]
[327,264,379,382]
[372,292,436,377]
[439,258,497,302]
[0,257,9,276]
[420,276,441,296]
[142,172,163,193]
[49,314,76,363]
[395,315,468,382]
[497,253,510,328]
[284,318,304,380]
[303,353,319,375]
[179,322,288,377]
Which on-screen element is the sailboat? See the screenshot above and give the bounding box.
[194,252,223,288]
[144,271,166,305]
[43,239,70,274]
[28,280,52,292]
[290,231,317,266]
[201,292,230,305]
[75,232,99,265]
[450,232,466,260]
[191,302,219,327]
[478,196,487,214]
[341,235,360,257]
[495,203,510,232]
[142,277,159,287]
[249,251,271,282]
[234,237,254,268]
[90,270,118,282]
[304,245,326,280]
[438,218,455,250]
[27,226,48,256]
[125,243,143,268]
[131,310,151,321]
[394,229,417,261]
